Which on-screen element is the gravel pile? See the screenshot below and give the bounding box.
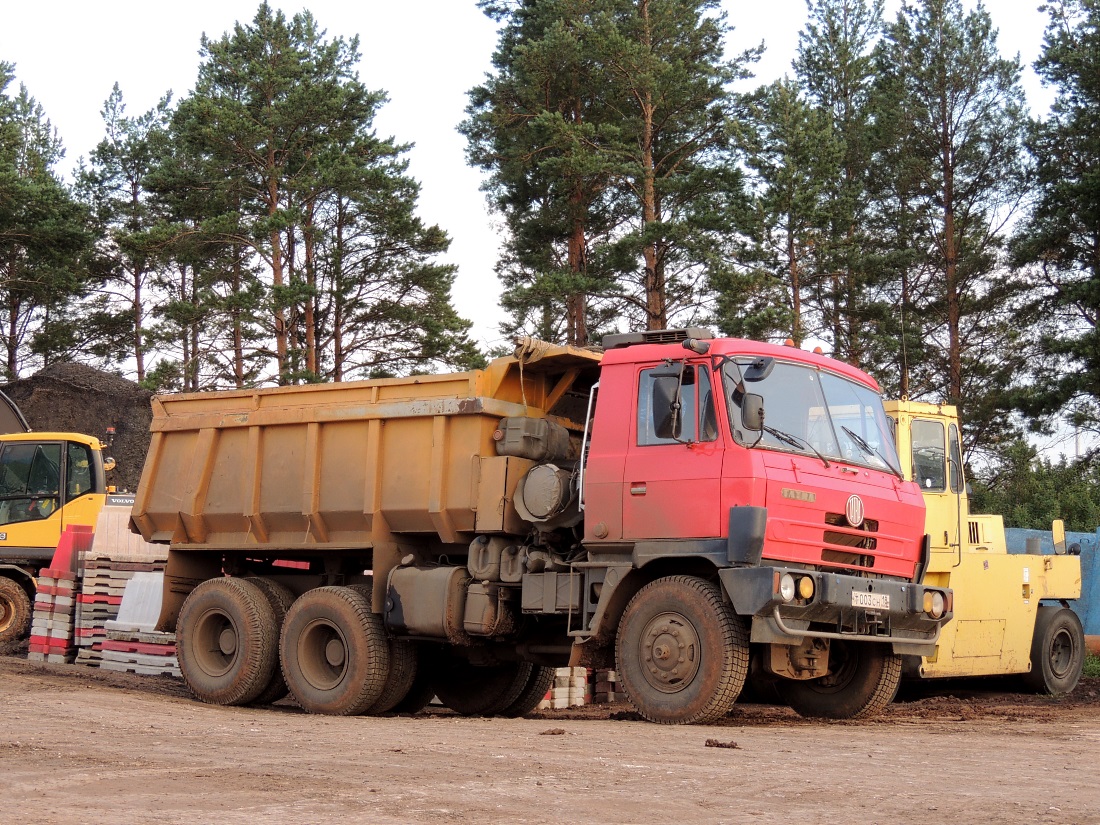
[1,364,153,492]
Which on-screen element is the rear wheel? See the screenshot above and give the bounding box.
[176,577,279,706]
[615,575,749,724]
[243,577,296,705]
[1023,606,1084,696]
[346,583,418,715]
[776,641,901,719]
[433,656,533,716]
[501,665,554,718]
[0,577,32,651]
[280,586,389,715]
[388,645,440,714]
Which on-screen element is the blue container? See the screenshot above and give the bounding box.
[1004,527,1100,636]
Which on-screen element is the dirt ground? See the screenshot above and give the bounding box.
[0,656,1097,825]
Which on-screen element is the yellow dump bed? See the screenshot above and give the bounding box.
[129,345,601,552]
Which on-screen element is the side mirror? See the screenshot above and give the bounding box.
[741,392,764,432]
[652,375,682,440]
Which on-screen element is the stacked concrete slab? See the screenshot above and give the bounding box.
[27,525,95,664]
[27,569,79,663]
[102,571,179,676]
[591,669,622,703]
[539,666,590,710]
[73,504,171,672]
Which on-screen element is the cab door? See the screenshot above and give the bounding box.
[0,440,64,559]
[622,363,724,540]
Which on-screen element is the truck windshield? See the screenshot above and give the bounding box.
[723,359,902,476]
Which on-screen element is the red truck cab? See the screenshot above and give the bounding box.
[572,329,950,721]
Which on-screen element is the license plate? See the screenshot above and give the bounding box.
[852,591,890,610]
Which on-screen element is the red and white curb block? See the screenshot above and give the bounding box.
[27,569,78,664]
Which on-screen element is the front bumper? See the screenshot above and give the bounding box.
[718,566,952,654]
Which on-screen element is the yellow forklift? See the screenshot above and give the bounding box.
[0,391,115,649]
[885,400,1085,694]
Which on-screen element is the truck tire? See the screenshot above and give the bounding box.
[0,576,32,651]
[388,645,439,714]
[615,576,749,725]
[777,640,901,719]
[280,586,389,715]
[1023,606,1084,696]
[243,577,296,705]
[346,583,418,715]
[433,657,533,716]
[176,577,280,706]
[501,665,554,718]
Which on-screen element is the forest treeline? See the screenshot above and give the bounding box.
[2,0,1100,529]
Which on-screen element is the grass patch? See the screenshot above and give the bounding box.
[1085,654,1100,679]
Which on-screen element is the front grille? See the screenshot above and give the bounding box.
[822,512,879,569]
[825,512,879,532]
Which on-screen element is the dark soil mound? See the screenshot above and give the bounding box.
[1,364,153,492]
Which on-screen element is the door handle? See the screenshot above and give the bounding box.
[630,483,647,496]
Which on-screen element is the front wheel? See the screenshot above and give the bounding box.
[776,640,901,719]
[0,577,32,651]
[1022,606,1084,696]
[615,576,749,725]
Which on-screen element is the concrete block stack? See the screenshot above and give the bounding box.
[26,525,95,664]
[101,571,179,677]
[591,669,622,703]
[544,666,589,709]
[73,503,169,670]
[27,568,79,663]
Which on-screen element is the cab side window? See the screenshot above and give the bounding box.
[0,442,62,525]
[637,366,717,445]
[67,442,96,500]
[911,420,946,491]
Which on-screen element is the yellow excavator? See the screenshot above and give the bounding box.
[0,390,116,649]
[885,400,1085,694]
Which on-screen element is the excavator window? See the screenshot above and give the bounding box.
[66,442,95,500]
[0,442,62,525]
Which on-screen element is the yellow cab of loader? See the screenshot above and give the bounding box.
[0,389,115,648]
[885,400,1085,693]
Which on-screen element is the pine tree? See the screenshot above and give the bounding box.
[1012,0,1100,436]
[871,0,1032,458]
[0,65,91,378]
[76,85,174,384]
[464,0,627,346]
[793,0,888,369]
[164,3,479,384]
[731,77,842,345]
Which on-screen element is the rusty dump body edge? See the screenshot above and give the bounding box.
[129,344,603,554]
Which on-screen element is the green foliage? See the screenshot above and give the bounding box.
[1011,0,1100,434]
[1084,654,1100,680]
[0,64,93,379]
[466,0,757,345]
[969,440,1100,531]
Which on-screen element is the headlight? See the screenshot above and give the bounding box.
[923,590,946,619]
[779,573,796,602]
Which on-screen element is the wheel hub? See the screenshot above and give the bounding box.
[639,613,699,694]
[1049,628,1074,679]
[218,627,238,656]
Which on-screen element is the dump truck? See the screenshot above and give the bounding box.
[0,390,116,648]
[885,400,1085,693]
[131,329,953,724]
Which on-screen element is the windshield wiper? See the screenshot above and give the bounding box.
[842,426,903,479]
[763,425,830,469]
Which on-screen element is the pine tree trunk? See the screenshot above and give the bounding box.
[639,0,666,331]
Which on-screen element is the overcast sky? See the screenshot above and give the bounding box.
[0,1,1054,352]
